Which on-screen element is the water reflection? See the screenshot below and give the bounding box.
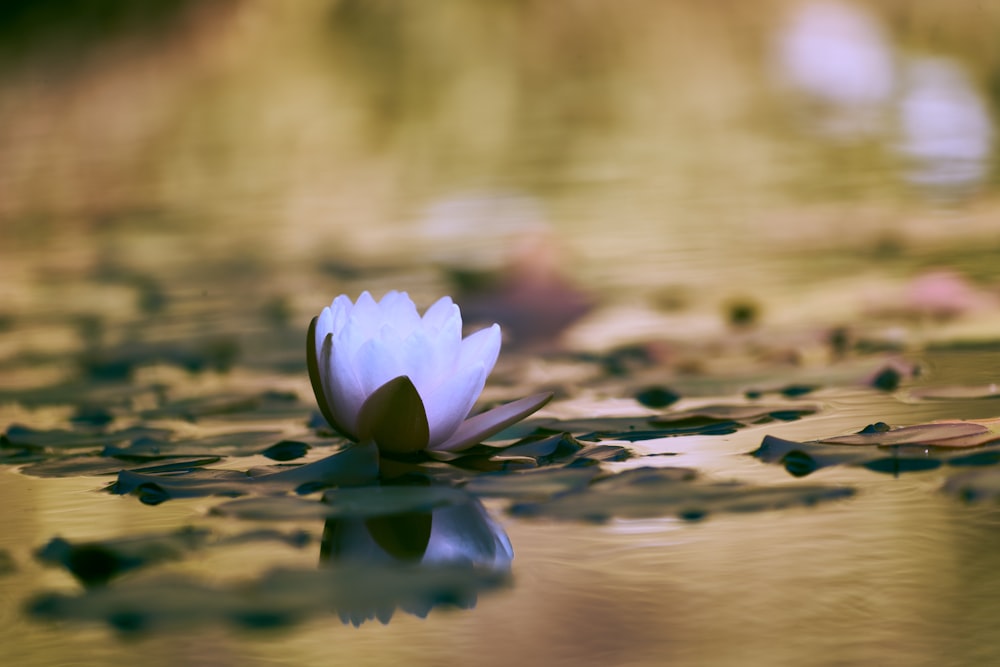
[773,0,894,140]
[320,487,513,625]
[897,57,994,195]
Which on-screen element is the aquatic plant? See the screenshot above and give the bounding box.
[308,291,551,456]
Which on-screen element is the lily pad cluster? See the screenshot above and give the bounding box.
[751,417,1000,478]
[5,291,905,634]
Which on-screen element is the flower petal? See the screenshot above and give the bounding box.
[422,296,459,331]
[423,363,490,447]
[356,376,430,454]
[306,316,347,436]
[398,329,446,396]
[378,291,421,337]
[350,291,381,339]
[354,336,406,396]
[459,323,501,375]
[432,392,554,452]
[326,295,353,337]
[327,328,368,437]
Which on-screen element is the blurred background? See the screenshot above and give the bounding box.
[1,0,999,364]
[4,5,1000,665]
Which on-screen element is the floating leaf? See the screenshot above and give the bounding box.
[534,404,818,442]
[109,443,379,504]
[635,386,681,409]
[139,391,309,422]
[2,424,171,452]
[102,430,287,459]
[509,467,852,522]
[20,455,221,479]
[751,435,883,477]
[260,440,311,461]
[754,417,1000,476]
[500,432,585,461]
[820,421,1000,448]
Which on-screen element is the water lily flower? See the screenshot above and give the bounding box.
[308,291,551,456]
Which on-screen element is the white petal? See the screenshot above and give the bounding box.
[459,324,501,375]
[424,362,488,447]
[398,329,445,396]
[350,291,380,339]
[431,305,464,380]
[422,296,459,331]
[378,291,421,336]
[353,336,407,396]
[314,307,334,364]
[433,392,552,452]
[327,330,367,436]
[328,295,353,334]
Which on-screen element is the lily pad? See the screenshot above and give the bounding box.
[753,419,1000,476]
[109,443,379,504]
[819,421,1000,448]
[138,391,309,422]
[19,455,222,479]
[509,466,853,522]
[533,404,818,442]
[101,430,289,459]
[2,424,171,452]
[750,435,875,477]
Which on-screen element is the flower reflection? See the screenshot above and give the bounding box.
[308,291,551,457]
[319,487,513,625]
[773,0,894,139]
[897,57,994,194]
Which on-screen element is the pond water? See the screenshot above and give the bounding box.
[3,2,1000,666]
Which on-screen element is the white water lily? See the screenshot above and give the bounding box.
[308,291,550,455]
